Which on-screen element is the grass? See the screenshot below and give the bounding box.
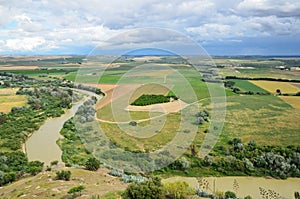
[250,81,300,94]
[102,190,123,199]
[0,88,27,113]
[100,113,181,152]
[231,80,267,92]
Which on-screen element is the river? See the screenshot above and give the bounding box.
[25,89,102,166]
[163,176,300,199]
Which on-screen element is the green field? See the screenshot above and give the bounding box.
[231,79,268,92]
[216,95,300,146]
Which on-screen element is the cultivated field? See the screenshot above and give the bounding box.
[250,80,300,94]
[279,96,300,109]
[0,88,27,113]
[231,79,267,92]
[215,95,300,145]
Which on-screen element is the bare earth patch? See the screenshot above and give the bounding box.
[126,99,188,113]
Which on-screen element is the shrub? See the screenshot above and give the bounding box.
[85,157,100,171]
[163,181,195,199]
[122,177,164,199]
[129,121,137,126]
[55,170,71,181]
[68,185,85,196]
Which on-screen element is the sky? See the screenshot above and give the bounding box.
[0,0,300,56]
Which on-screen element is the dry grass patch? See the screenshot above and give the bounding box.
[0,88,19,95]
[0,168,127,198]
[100,113,181,152]
[250,81,300,94]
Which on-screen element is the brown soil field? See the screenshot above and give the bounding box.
[95,84,140,110]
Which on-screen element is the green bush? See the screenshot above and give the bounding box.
[122,177,164,199]
[68,185,85,196]
[55,170,71,181]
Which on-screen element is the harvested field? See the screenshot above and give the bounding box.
[250,81,300,94]
[291,83,300,88]
[0,96,27,113]
[279,96,300,109]
[0,88,27,113]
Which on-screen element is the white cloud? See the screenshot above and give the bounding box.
[6,37,46,51]
[237,0,300,17]
[0,0,299,53]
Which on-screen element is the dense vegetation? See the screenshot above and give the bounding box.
[131,94,178,106]
[157,138,300,180]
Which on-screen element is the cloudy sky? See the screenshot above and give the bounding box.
[0,0,300,55]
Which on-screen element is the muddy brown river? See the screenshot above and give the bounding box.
[163,176,300,199]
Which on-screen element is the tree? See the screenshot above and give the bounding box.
[224,81,235,88]
[68,185,85,197]
[85,157,100,171]
[122,177,164,199]
[276,89,281,95]
[163,181,195,199]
